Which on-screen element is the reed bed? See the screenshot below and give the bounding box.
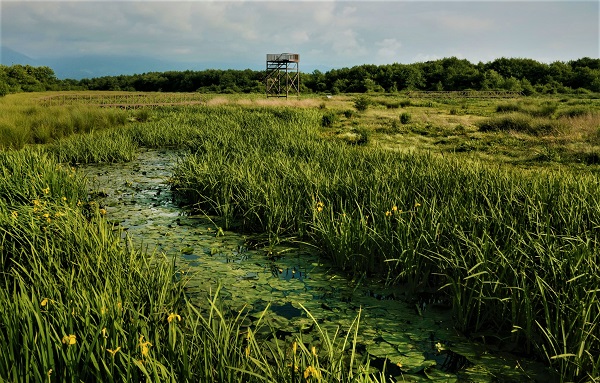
[1,100,599,380]
[0,145,386,381]
[0,101,128,149]
[168,106,600,381]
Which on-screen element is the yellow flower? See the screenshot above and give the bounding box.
[41,298,49,307]
[43,213,50,219]
[77,200,82,207]
[167,313,181,323]
[106,347,121,356]
[11,211,18,219]
[101,327,108,338]
[392,205,398,212]
[62,334,77,345]
[139,335,152,357]
[316,206,323,212]
[33,199,41,206]
[303,365,320,379]
[61,197,67,202]
[42,187,50,195]
[414,202,421,208]
[385,211,392,217]
[99,208,107,215]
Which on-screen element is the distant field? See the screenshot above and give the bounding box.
[3,91,600,171]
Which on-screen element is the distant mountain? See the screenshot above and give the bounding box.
[1,46,327,79]
[42,55,191,79]
[44,56,271,79]
[0,46,39,66]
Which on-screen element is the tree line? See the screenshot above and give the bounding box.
[2,56,599,96]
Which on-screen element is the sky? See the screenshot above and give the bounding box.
[1,0,599,76]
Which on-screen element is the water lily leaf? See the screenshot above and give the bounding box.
[424,367,458,382]
[381,333,414,353]
[367,342,399,359]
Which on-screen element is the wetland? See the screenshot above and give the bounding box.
[1,93,598,382]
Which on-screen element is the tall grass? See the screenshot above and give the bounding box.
[168,106,600,381]
[2,100,598,380]
[0,93,128,149]
[0,145,390,381]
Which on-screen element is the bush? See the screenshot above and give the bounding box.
[353,95,370,112]
[556,107,594,119]
[399,112,411,124]
[478,113,564,136]
[528,103,558,118]
[133,108,152,122]
[343,110,354,119]
[496,103,522,113]
[399,99,412,108]
[351,127,369,145]
[321,111,338,127]
[479,114,531,133]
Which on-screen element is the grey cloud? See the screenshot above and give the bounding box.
[1,0,597,71]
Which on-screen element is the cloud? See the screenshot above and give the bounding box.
[376,38,402,63]
[1,0,598,71]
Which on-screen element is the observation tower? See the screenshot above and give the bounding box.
[265,53,300,98]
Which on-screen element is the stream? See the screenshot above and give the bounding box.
[81,148,553,382]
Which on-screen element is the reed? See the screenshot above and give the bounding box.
[169,106,600,381]
[0,146,389,382]
[0,94,128,149]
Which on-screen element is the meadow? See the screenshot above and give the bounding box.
[0,91,599,382]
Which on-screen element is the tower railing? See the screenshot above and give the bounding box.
[265,53,300,98]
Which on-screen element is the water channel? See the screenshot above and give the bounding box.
[81,148,553,382]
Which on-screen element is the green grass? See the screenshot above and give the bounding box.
[2,92,600,381]
[0,94,128,149]
[0,148,390,382]
[166,105,600,381]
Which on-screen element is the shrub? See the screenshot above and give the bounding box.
[496,103,522,113]
[343,110,354,119]
[478,113,564,136]
[351,127,369,145]
[321,111,338,127]
[353,95,370,112]
[399,112,411,124]
[528,103,558,118]
[479,114,533,133]
[556,107,594,119]
[133,108,152,122]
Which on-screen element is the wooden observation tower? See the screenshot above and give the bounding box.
[265,53,300,98]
